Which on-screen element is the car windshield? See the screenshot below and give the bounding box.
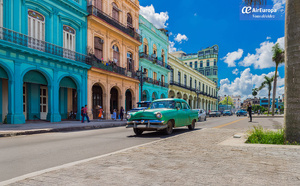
[150,101,176,109]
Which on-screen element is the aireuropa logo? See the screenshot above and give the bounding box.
[240,4,285,20]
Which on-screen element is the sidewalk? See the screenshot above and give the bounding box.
[5,128,300,186]
[0,120,127,137]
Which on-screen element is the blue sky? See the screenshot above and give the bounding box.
[139,0,286,101]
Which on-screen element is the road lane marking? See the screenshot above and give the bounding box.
[213,117,247,129]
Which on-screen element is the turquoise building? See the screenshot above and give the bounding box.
[0,0,90,124]
[139,15,170,101]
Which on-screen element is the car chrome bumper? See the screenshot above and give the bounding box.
[126,120,166,129]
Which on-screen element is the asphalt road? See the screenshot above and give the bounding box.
[0,116,281,182]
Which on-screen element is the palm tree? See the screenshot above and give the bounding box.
[252,88,258,97]
[258,76,275,114]
[271,43,284,116]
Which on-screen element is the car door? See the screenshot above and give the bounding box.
[174,101,185,127]
[181,102,190,126]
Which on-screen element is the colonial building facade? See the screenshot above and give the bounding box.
[0,0,90,124]
[86,0,141,120]
[172,45,219,84]
[139,15,170,101]
[168,53,218,111]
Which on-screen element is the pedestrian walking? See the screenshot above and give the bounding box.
[98,106,104,121]
[112,109,117,121]
[120,106,124,121]
[247,103,252,122]
[81,105,90,123]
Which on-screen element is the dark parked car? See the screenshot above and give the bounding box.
[236,109,247,116]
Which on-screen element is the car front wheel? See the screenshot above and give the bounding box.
[133,128,144,135]
[188,120,196,130]
[164,120,173,135]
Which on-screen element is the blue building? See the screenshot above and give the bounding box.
[0,0,90,124]
[260,98,279,109]
[139,15,170,101]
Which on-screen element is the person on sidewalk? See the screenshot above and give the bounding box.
[82,105,90,123]
[112,109,117,121]
[120,106,124,121]
[247,103,252,122]
[98,106,104,121]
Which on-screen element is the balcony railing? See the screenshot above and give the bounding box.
[139,52,171,70]
[143,77,168,88]
[0,27,91,64]
[87,5,142,43]
[90,55,137,78]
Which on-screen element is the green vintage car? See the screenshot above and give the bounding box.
[126,98,198,135]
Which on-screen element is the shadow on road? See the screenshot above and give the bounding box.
[127,128,201,139]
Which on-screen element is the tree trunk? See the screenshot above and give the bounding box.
[285,0,300,143]
[271,65,278,116]
[268,92,271,114]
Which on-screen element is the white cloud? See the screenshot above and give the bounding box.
[272,0,286,12]
[219,68,285,101]
[232,68,239,75]
[266,36,271,40]
[169,41,177,53]
[139,5,169,29]
[174,33,188,43]
[238,37,284,69]
[222,49,244,67]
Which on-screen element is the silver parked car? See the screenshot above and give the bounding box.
[196,109,207,122]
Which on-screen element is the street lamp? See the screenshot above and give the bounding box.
[196,88,201,109]
[136,66,147,101]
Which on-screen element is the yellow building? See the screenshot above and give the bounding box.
[168,53,218,111]
[87,0,142,119]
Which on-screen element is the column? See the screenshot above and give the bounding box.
[47,71,61,122]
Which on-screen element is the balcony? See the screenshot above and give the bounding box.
[0,27,91,64]
[143,77,169,88]
[90,55,137,78]
[87,5,142,43]
[139,52,171,70]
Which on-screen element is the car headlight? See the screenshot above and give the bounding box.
[156,112,162,119]
[126,114,131,119]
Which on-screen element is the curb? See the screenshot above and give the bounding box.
[252,116,284,118]
[0,123,127,138]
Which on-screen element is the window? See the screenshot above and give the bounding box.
[127,13,133,28]
[200,61,203,67]
[214,59,217,66]
[170,68,174,82]
[195,61,198,68]
[143,38,148,54]
[206,71,210,76]
[28,10,45,50]
[206,60,210,67]
[182,102,190,110]
[190,77,192,87]
[112,45,120,65]
[0,0,3,27]
[190,62,192,68]
[127,52,133,71]
[202,84,204,92]
[199,82,201,90]
[178,72,181,83]
[214,70,217,75]
[175,102,182,109]
[94,37,104,60]
[63,25,76,52]
[184,75,187,86]
[185,63,187,65]
[195,80,197,88]
[144,68,148,77]
[112,3,119,21]
[153,44,157,57]
[153,72,157,80]
[161,75,164,85]
[161,49,165,63]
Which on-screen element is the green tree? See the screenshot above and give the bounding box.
[219,96,234,109]
[258,76,275,114]
[271,43,284,116]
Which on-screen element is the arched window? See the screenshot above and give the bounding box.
[161,49,165,63]
[28,10,45,50]
[63,25,76,51]
[94,37,104,60]
[95,0,102,10]
[112,3,120,21]
[143,38,148,55]
[189,62,192,68]
[153,44,157,57]
[127,13,133,28]
[112,45,119,65]
[127,52,133,71]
